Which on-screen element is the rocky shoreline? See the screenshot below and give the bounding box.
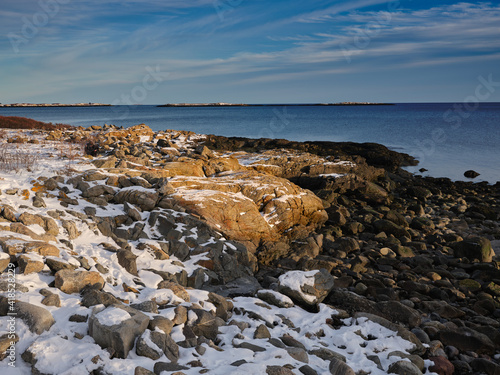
[0,124,499,375]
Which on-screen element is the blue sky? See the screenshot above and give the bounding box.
[0,0,499,104]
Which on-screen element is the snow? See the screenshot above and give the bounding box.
[17,335,107,375]
[319,173,345,178]
[95,307,131,326]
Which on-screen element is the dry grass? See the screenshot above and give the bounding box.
[0,144,37,172]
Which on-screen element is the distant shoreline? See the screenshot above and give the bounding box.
[0,103,111,107]
[157,102,394,107]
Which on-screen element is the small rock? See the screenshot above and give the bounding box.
[41,293,61,307]
[135,366,155,375]
[429,356,455,375]
[32,196,47,208]
[452,237,494,263]
[287,347,309,363]
[236,342,266,352]
[117,249,139,275]
[266,365,295,375]
[388,360,423,375]
[254,324,271,339]
[464,170,480,178]
[329,357,355,375]
[299,365,318,375]
[257,290,294,308]
[148,316,174,334]
[153,362,189,374]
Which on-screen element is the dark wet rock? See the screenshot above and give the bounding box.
[376,301,422,328]
[299,364,318,375]
[470,358,500,375]
[452,237,494,263]
[464,170,480,178]
[438,327,495,355]
[373,219,410,238]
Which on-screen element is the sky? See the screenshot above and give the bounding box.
[0,0,499,104]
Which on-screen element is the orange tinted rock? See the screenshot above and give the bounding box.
[55,270,105,294]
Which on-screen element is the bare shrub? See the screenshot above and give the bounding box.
[0,115,72,130]
[0,144,37,172]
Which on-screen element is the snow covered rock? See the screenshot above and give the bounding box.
[22,336,106,375]
[278,269,334,307]
[89,304,149,359]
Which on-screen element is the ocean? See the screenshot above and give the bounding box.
[1,103,499,183]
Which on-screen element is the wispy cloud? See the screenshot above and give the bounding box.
[1,1,499,103]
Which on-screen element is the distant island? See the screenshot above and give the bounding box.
[157,102,394,107]
[0,102,111,107]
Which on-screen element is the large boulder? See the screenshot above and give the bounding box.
[0,297,54,334]
[452,237,494,263]
[88,304,149,359]
[114,188,159,211]
[438,327,495,355]
[54,270,105,294]
[161,171,327,243]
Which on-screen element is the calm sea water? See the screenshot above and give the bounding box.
[1,103,499,183]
